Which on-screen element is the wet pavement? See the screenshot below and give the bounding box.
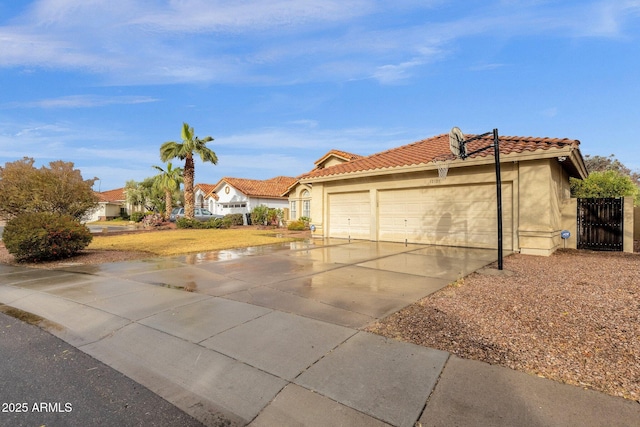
[1,239,639,426]
[0,312,205,427]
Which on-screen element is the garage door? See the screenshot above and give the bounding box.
[329,192,370,240]
[378,184,513,250]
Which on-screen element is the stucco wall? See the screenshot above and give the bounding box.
[624,197,634,253]
[308,162,521,249]
[635,206,640,240]
[288,184,312,221]
[517,159,573,256]
[307,157,584,256]
[560,198,578,250]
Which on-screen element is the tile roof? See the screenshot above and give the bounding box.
[219,176,297,199]
[96,188,125,203]
[301,133,580,179]
[195,183,216,195]
[314,149,363,166]
[195,183,219,200]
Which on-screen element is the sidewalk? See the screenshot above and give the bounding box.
[0,242,638,426]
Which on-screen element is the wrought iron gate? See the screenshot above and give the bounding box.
[577,198,624,251]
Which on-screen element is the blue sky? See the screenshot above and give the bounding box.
[1,0,639,191]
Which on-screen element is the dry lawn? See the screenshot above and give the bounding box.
[0,227,308,267]
[367,250,640,402]
[87,227,302,256]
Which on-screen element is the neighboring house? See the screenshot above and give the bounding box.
[194,183,218,211]
[284,149,363,222]
[86,188,145,222]
[195,176,297,223]
[296,133,589,256]
[87,188,128,222]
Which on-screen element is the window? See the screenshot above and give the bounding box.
[301,189,310,218]
[290,201,297,220]
[222,203,247,209]
[302,200,310,218]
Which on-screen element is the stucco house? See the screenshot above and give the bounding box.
[293,132,589,256]
[195,176,297,222]
[285,150,363,222]
[86,188,128,222]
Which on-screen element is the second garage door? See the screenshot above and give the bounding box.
[378,184,513,249]
[328,192,370,240]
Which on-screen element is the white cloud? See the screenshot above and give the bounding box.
[1,1,638,86]
[128,0,376,33]
[3,95,159,109]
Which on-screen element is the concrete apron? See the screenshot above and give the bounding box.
[0,241,496,426]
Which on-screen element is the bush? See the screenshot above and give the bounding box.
[251,205,283,226]
[176,217,200,229]
[298,216,311,226]
[287,220,307,231]
[175,217,231,229]
[3,213,92,262]
[225,213,244,226]
[130,212,145,222]
[251,205,270,225]
[142,213,163,228]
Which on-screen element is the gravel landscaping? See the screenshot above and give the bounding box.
[367,249,640,402]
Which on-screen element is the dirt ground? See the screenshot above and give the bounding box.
[367,249,640,402]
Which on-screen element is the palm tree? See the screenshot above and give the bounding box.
[152,162,183,221]
[160,123,217,219]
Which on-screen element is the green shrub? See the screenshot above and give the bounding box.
[176,217,231,229]
[251,205,283,226]
[3,213,92,262]
[225,213,244,226]
[220,217,233,229]
[287,220,306,231]
[298,216,311,226]
[130,212,145,222]
[176,217,199,229]
[251,205,269,225]
[267,208,283,226]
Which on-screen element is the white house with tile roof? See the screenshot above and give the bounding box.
[86,188,127,222]
[195,176,297,222]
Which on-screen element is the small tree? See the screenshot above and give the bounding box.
[570,170,639,205]
[152,163,183,221]
[0,157,98,220]
[584,154,640,186]
[124,178,165,213]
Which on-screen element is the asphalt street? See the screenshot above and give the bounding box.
[0,311,208,427]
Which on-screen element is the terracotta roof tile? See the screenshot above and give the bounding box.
[301,133,580,179]
[220,176,297,199]
[96,188,125,203]
[314,149,363,166]
[195,183,217,195]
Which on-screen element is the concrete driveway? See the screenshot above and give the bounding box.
[3,240,638,426]
[50,239,497,328]
[0,240,497,426]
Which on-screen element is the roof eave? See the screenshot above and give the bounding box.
[300,146,583,183]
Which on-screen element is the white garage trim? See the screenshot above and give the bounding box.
[377,183,513,250]
[328,192,371,240]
